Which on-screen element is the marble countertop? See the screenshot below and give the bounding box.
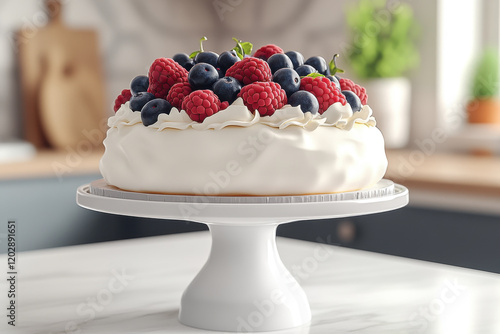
[1,231,499,334]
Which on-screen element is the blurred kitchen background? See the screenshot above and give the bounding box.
[0,0,499,273]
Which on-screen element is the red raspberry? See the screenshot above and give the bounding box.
[225,57,272,86]
[220,101,230,111]
[253,44,284,61]
[339,78,368,105]
[238,82,287,116]
[147,58,188,99]
[113,89,132,112]
[300,77,346,114]
[166,82,192,109]
[182,90,221,123]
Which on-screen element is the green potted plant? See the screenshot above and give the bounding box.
[345,0,419,148]
[467,48,500,125]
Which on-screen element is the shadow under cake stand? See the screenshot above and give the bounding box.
[77,179,408,332]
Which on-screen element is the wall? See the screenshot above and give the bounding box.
[0,0,492,146]
[0,0,348,141]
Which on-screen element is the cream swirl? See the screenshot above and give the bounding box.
[110,98,376,132]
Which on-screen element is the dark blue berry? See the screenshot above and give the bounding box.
[288,91,319,114]
[217,68,225,78]
[285,51,304,69]
[326,75,341,90]
[130,75,149,95]
[272,68,300,98]
[130,92,155,111]
[141,99,172,126]
[194,51,219,67]
[342,90,362,112]
[267,53,293,74]
[213,76,242,104]
[295,64,317,77]
[218,50,239,72]
[173,53,194,71]
[305,56,328,75]
[188,63,219,90]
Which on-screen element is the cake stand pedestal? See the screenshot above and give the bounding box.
[76,179,408,332]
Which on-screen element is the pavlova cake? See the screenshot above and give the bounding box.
[100,38,387,196]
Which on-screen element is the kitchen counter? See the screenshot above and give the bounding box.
[1,231,499,333]
[385,150,500,215]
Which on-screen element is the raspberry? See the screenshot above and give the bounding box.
[147,58,188,99]
[253,44,284,61]
[113,89,132,112]
[339,78,368,105]
[225,57,272,86]
[300,77,346,114]
[220,101,230,111]
[182,90,221,123]
[238,82,287,116]
[166,82,192,109]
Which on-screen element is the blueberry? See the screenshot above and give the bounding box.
[305,56,328,75]
[342,90,362,112]
[130,92,155,111]
[288,91,319,114]
[272,68,300,98]
[326,75,341,90]
[218,50,239,72]
[267,53,293,74]
[194,51,219,67]
[173,53,194,71]
[130,75,149,95]
[213,76,242,104]
[217,68,225,79]
[141,98,172,126]
[188,63,219,90]
[285,51,304,69]
[295,64,317,77]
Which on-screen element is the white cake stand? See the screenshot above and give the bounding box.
[76,179,408,332]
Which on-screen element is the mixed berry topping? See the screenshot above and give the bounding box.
[112,38,369,125]
[147,58,188,99]
[238,81,287,117]
[300,76,346,114]
[225,57,272,86]
[113,89,132,112]
[141,99,172,126]
[253,44,284,61]
[339,77,368,105]
[166,82,192,109]
[182,90,222,122]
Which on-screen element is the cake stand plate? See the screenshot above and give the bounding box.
[76,179,408,332]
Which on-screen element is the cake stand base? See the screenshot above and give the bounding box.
[180,224,310,332]
[77,179,408,332]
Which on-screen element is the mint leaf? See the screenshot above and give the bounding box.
[241,42,253,56]
[189,51,200,59]
[232,38,253,60]
[329,54,344,75]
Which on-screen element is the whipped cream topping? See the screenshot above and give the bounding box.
[110,98,376,132]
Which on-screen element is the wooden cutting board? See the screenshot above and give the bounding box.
[17,0,106,150]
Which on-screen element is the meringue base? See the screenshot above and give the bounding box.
[100,116,387,196]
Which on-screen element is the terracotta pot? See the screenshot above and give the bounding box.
[467,98,500,125]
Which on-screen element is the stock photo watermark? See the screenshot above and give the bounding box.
[236,235,334,332]
[5,220,17,327]
[396,101,468,179]
[407,278,466,333]
[7,0,72,52]
[179,128,275,219]
[51,118,108,181]
[55,268,134,334]
[212,0,243,22]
